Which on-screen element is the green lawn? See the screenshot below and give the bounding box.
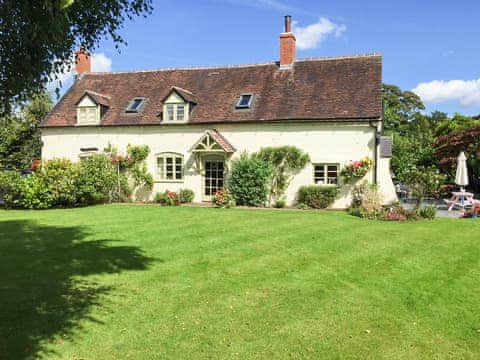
[0,205,479,359]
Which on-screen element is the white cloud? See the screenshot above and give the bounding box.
[292,17,346,50]
[91,53,112,72]
[47,53,112,96]
[412,79,480,108]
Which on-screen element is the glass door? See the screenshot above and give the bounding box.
[203,160,224,201]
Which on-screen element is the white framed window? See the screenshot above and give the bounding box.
[156,153,184,181]
[313,164,339,185]
[77,106,99,125]
[126,97,145,113]
[163,103,188,122]
[236,93,254,108]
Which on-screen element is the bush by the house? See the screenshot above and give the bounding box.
[297,185,338,209]
[77,154,117,204]
[349,182,383,219]
[228,153,273,206]
[274,198,286,208]
[213,189,235,208]
[20,173,53,209]
[39,159,80,207]
[0,171,23,208]
[178,189,195,204]
[155,191,180,206]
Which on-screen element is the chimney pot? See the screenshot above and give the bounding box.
[75,47,91,76]
[285,15,292,32]
[280,16,296,68]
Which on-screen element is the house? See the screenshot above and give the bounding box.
[41,16,397,208]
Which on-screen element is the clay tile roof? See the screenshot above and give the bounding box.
[206,129,236,153]
[42,54,382,127]
[77,90,111,107]
[168,86,197,104]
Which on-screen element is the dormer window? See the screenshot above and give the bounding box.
[75,90,110,126]
[162,87,195,123]
[126,97,145,113]
[236,94,253,109]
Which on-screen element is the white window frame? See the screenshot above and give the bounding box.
[236,93,254,109]
[77,106,100,125]
[163,103,188,123]
[126,97,145,113]
[313,163,340,186]
[156,152,184,182]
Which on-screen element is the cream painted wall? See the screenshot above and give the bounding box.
[41,122,396,208]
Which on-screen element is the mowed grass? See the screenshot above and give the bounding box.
[0,205,479,359]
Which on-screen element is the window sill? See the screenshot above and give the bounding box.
[155,179,185,183]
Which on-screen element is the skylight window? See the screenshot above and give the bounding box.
[126,97,145,113]
[236,94,253,109]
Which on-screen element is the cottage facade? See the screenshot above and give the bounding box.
[41,16,397,208]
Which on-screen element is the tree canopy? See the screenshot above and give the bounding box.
[0,0,153,115]
[0,93,53,170]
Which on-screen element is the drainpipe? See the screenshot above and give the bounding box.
[369,120,380,184]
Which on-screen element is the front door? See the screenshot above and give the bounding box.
[203,160,224,201]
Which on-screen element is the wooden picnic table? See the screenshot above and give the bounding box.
[444,191,476,211]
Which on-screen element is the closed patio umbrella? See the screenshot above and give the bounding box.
[455,152,469,206]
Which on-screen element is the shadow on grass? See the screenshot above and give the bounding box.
[0,220,153,359]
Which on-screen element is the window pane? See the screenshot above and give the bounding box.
[314,165,325,184]
[237,94,252,107]
[157,158,164,178]
[128,98,143,111]
[176,105,185,121]
[166,104,174,121]
[87,107,97,122]
[78,108,87,122]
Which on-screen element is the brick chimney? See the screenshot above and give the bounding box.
[280,15,296,68]
[75,47,91,76]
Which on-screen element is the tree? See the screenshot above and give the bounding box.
[0,92,53,170]
[435,113,479,136]
[434,124,480,181]
[256,146,310,203]
[0,0,153,114]
[404,167,445,209]
[383,84,425,133]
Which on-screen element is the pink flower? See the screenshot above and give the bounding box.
[353,161,360,169]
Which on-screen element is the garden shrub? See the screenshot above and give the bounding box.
[297,185,338,209]
[349,182,383,219]
[213,189,235,208]
[274,198,286,208]
[0,171,24,208]
[77,154,117,204]
[155,191,180,206]
[39,158,80,207]
[20,174,52,209]
[228,153,273,206]
[417,205,437,220]
[178,189,195,203]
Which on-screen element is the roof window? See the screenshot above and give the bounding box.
[126,97,145,113]
[236,94,253,109]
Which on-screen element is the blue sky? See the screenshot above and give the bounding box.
[60,0,480,116]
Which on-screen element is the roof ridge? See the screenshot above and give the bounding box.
[171,86,194,95]
[83,53,382,76]
[84,89,112,99]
